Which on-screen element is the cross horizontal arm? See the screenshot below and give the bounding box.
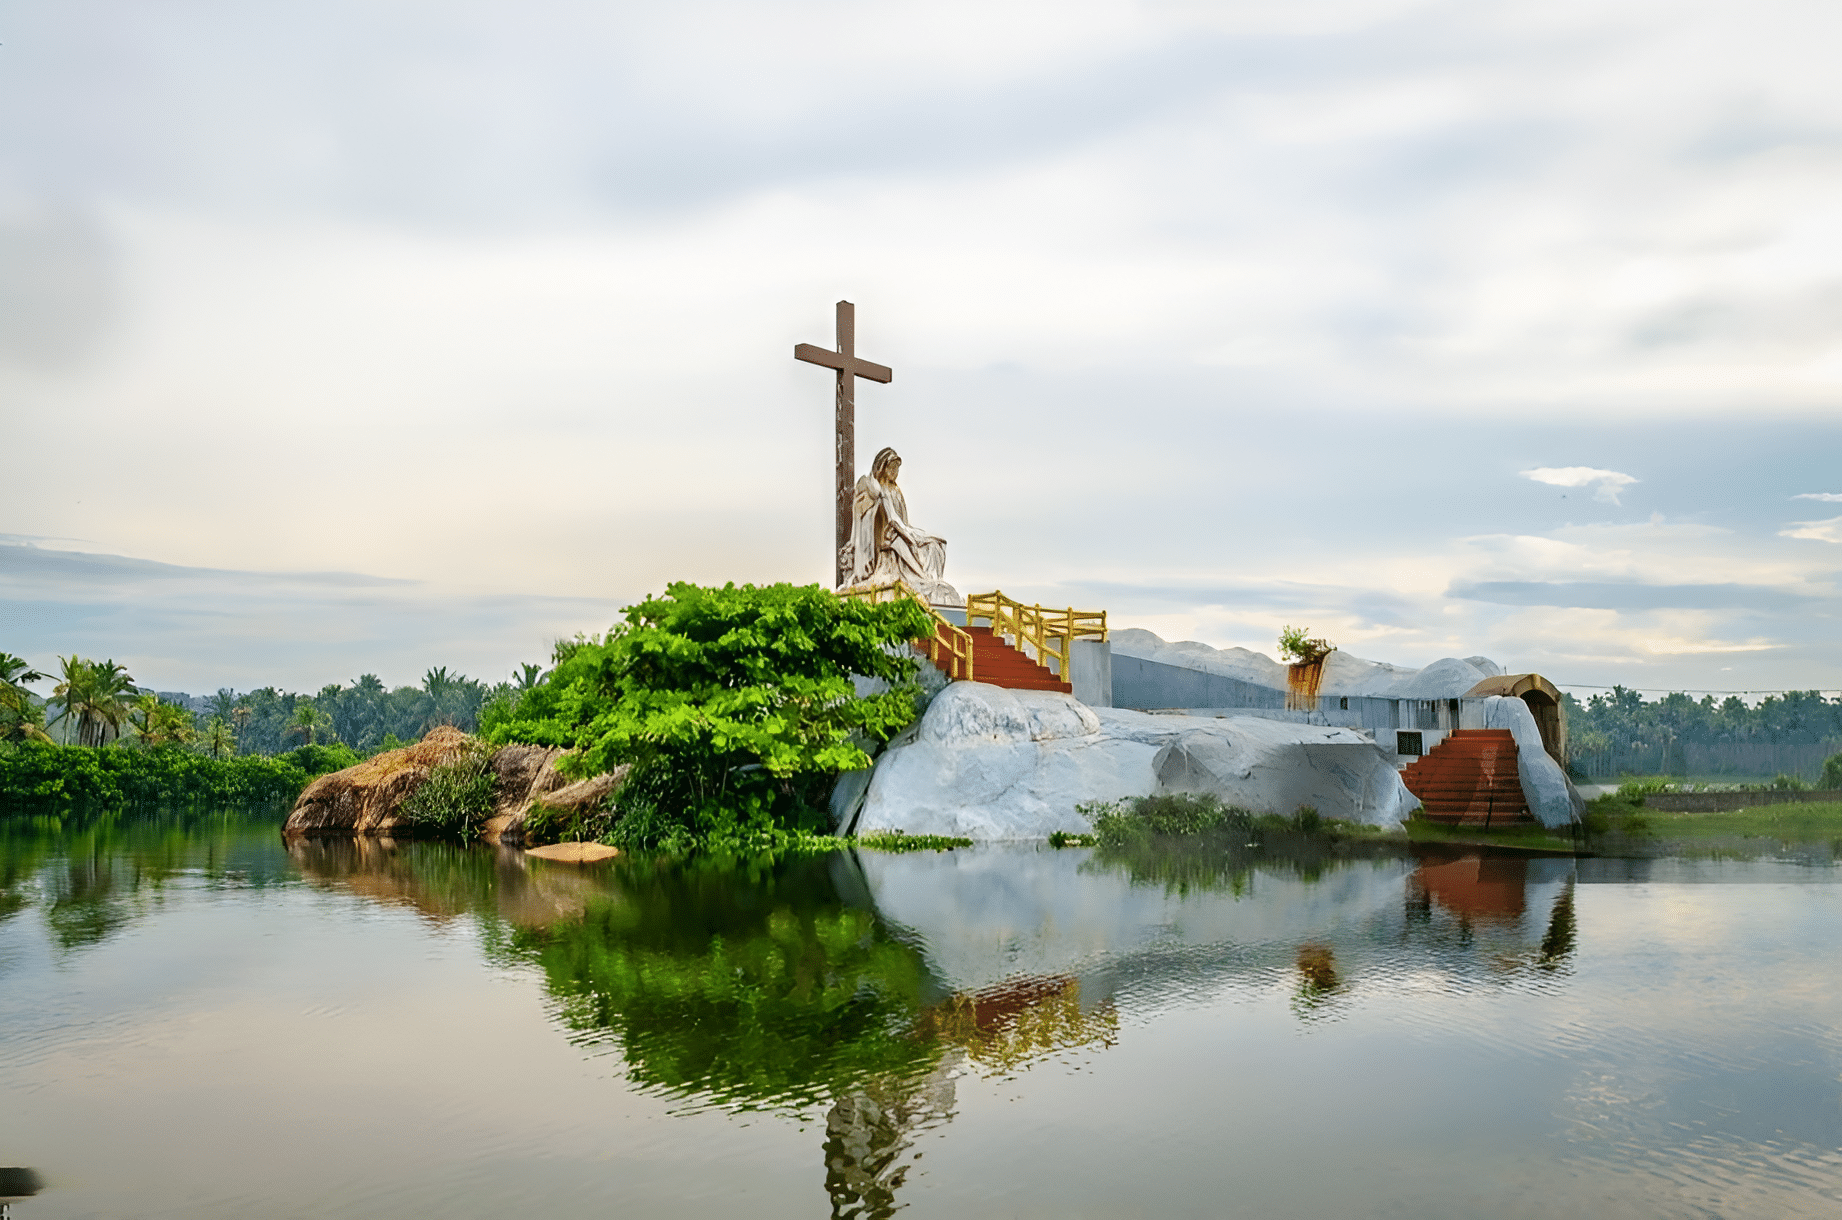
[794,343,893,383]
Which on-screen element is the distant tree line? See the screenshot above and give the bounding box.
[2,650,540,759]
[1565,687,1842,780]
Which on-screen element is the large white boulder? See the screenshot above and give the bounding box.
[848,682,1420,840]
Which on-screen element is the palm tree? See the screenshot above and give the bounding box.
[513,662,545,692]
[286,699,333,746]
[1,652,47,694]
[54,657,141,747]
[51,656,86,745]
[207,688,238,723]
[200,716,237,760]
[0,686,54,744]
[0,653,51,743]
[86,660,140,747]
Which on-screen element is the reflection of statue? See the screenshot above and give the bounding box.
[842,447,963,607]
[824,1054,960,1220]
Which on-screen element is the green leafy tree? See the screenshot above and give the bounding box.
[128,694,196,749]
[484,582,934,850]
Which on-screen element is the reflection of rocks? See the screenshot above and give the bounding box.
[286,837,614,926]
[283,728,627,843]
[846,843,1580,1019]
[845,844,1409,992]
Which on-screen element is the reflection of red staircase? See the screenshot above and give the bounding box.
[921,625,1071,692]
[1402,730,1532,826]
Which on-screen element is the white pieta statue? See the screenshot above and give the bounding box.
[841,446,963,607]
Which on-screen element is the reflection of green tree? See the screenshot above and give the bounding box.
[498,856,941,1116]
[0,808,296,953]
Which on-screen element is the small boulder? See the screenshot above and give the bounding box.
[525,842,622,863]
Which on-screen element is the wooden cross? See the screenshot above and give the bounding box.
[794,300,893,587]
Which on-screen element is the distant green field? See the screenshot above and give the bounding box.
[1641,802,1842,841]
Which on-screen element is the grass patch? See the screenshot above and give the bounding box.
[1639,801,1842,841]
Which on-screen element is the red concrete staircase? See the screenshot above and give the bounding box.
[1401,730,1532,827]
[919,625,1071,693]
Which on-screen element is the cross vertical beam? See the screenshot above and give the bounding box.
[794,300,893,587]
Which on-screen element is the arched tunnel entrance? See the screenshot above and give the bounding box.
[1464,673,1568,764]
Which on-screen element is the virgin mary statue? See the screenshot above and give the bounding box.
[841,447,963,606]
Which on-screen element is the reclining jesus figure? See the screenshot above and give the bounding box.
[841,446,964,607]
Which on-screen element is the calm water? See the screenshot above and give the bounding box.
[3,812,1841,1219]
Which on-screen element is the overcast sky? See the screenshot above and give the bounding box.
[3,0,1841,697]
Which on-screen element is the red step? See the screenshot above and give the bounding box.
[1401,730,1533,826]
[917,624,1071,693]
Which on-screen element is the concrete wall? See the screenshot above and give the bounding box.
[1068,639,1112,708]
[1112,655,1287,712]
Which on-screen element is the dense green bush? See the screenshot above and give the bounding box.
[277,742,363,775]
[1824,753,1842,790]
[0,742,326,813]
[483,581,934,852]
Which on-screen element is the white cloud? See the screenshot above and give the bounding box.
[1780,516,1842,544]
[1792,492,1842,502]
[1519,466,1641,505]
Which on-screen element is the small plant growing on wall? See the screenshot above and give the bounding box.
[1277,626,1335,665]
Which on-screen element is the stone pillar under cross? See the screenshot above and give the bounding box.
[795,301,893,587]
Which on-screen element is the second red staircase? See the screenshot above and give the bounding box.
[1401,729,1532,827]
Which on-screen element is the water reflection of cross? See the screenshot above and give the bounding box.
[794,301,894,587]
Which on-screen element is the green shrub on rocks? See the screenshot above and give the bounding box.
[398,742,498,837]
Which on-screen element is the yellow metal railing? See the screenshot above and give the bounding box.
[965,591,1108,685]
[838,581,977,682]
